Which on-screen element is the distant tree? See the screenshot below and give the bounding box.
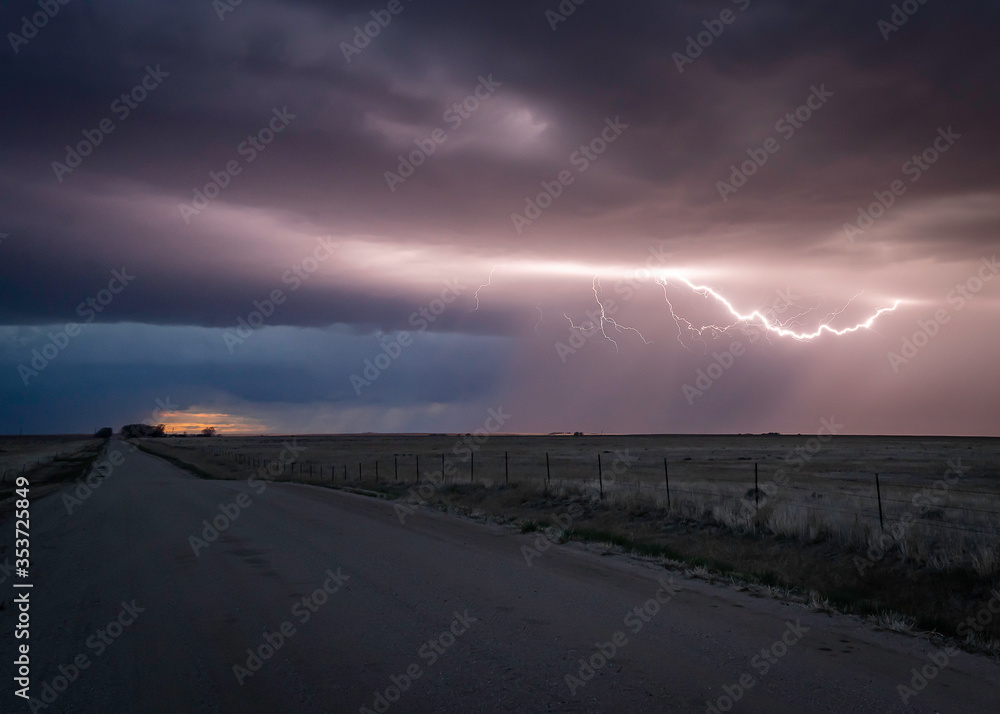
[121,423,167,438]
[94,427,113,439]
[200,426,218,437]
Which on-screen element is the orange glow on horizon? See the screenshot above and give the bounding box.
[155,411,268,436]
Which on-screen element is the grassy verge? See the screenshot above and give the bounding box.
[0,439,106,503]
[419,481,999,653]
[130,441,999,654]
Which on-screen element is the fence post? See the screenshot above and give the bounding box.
[546,452,550,485]
[375,460,379,481]
[754,462,760,531]
[394,455,398,482]
[505,451,509,485]
[664,458,670,510]
[470,451,474,483]
[416,455,420,484]
[441,453,445,481]
[875,473,884,532]
[598,453,604,500]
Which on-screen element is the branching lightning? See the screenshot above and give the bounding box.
[589,277,653,351]
[655,273,901,342]
[469,261,902,347]
[472,266,497,311]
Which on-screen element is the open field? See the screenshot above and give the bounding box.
[0,436,106,503]
[131,433,1000,649]
[0,435,100,478]
[7,439,1000,712]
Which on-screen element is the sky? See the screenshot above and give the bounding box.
[1,0,998,436]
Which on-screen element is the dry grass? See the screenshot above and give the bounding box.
[130,433,1000,650]
[0,435,99,480]
[0,437,105,505]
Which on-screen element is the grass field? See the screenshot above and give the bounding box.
[0,436,106,503]
[130,433,1000,650]
[0,435,99,477]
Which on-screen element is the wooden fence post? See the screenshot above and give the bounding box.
[875,473,885,532]
[754,462,760,531]
[664,458,670,510]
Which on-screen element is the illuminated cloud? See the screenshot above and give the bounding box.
[1,0,998,435]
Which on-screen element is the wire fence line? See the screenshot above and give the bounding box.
[0,452,70,483]
[201,446,1000,539]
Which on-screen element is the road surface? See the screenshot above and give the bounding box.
[2,437,998,712]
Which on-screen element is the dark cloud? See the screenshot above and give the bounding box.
[0,0,997,433]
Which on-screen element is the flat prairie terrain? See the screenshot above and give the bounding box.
[0,435,98,477]
[6,438,1000,713]
[132,433,1000,648]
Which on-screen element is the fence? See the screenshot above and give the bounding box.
[0,452,68,484]
[204,446,1000,540]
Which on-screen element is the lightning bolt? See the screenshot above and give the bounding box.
[472,266,497,311]
[463,257,901,344]
[656,273,901,341]
[586,277,654,351]
[657,278,701,349]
